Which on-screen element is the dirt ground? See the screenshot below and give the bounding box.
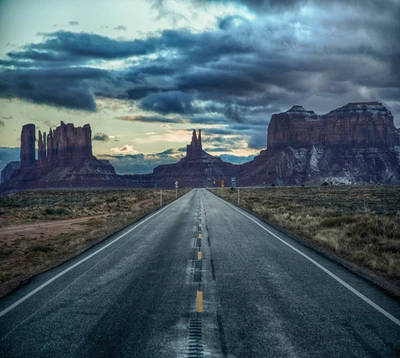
[1,215,106,241]
[0,198,155,242]
[0,189,183,298]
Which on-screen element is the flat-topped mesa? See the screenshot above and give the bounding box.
[329,102,390,114]
[268,102,400,149]
[186,129,203,158]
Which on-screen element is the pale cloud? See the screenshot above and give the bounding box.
[111,145,139,153]
[134,129,191,144]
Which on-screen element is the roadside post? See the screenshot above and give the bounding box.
[238,188,240,206]
[160,189,163,207]
[175,180,178,199]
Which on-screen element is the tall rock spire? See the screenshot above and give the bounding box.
[47,129,54,163]
[186,129,203,158]
[192,130,198,148]
[38,130,46,163]
[198,129,202,150]
[20,124,36,169]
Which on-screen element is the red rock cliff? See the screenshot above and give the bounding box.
[267,102,400,149]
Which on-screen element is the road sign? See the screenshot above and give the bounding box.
[175,181,178,186]
[221,179,225,188]
[231,177,236,188]
[213,180,216,185]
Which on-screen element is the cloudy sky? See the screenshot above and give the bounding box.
[1,0,399,174]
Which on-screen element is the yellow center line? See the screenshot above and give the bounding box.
[196,290,203,313]
[197,251,202,260]
[198,233,202,239]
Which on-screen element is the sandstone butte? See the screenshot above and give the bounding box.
[1,102,399,192]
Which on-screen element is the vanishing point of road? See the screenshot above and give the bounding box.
[1,189,399,357]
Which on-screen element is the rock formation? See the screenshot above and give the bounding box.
[241,102,400,185]
[37,121,93,172]
[186,129,203,158]
[20,124,36,169]
[0,122,118,192]
[145,129,239,188]
[267,102,400,149]
[1,102,399,192]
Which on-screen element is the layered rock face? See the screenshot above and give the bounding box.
[267,102,400,149]
[242,102,400,185]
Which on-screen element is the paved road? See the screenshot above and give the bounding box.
[1,189,399,357]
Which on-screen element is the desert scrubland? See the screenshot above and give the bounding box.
[0,188,185,298]
[212,185,400,290]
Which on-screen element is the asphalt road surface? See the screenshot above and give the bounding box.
[1,189,399,357]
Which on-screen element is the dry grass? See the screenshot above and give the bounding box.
[212,185,400,287]
[0,188,186,298]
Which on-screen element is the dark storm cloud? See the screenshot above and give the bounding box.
[4,28,249,66]
[203,135,244,148]
[139,91,199,115]
[190,0,400,12]
[248,130,266,149]
[202,128,237,136]
[115,115,184,124]
[187,115,227,125]
[0,67,105,110]
[69,21,80,26]
[114,25,127,31]
[0,0,399,125]
[92,132,110,141]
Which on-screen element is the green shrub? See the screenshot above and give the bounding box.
[29,245,52,253]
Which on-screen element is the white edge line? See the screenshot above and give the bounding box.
[213,194,400,327]
[0,199,177,318]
